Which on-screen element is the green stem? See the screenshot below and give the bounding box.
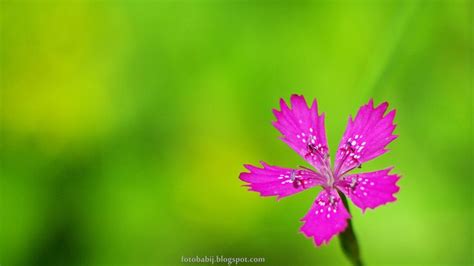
[338,193,363,266]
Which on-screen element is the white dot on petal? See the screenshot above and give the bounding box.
[301,133,306,137]
[363,192,367,196]
[361,142,366,146]
[326,214,331,218]
[370,182,374,186]
[309,128,313,133]
[315,210,319,214]
[297,135,301,139]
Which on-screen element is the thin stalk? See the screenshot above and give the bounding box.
[338,193,363,266]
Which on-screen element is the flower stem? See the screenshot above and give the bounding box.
[338,193,364,266]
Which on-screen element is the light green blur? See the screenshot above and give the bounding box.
[0,1,472,265]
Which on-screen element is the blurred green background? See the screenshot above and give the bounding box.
[1,0,472,265]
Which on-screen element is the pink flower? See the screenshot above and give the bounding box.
[239,95,400,246]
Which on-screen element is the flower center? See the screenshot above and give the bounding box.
[325,168,336,188]
[302,140,336,187]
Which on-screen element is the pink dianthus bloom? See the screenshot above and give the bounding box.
[239,95,400,246]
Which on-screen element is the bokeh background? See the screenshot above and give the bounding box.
[1,0,472,265]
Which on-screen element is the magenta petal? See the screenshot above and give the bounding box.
[272,95,330,174]
[239,162,324,200]
[300,189,351,246]
[336,168,400,212]
[334,99,397,176]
